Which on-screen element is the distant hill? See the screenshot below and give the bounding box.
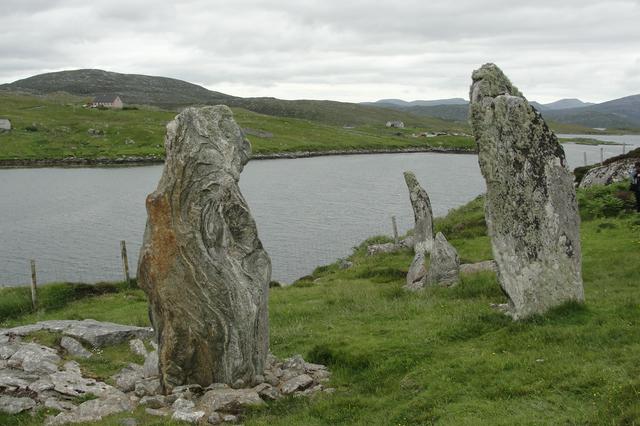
[543,98,594,110]
[543,94,640,129]
[361,95,640,130]
[1,69,235,108]
[0,69,462,129]
[362,98,468,108]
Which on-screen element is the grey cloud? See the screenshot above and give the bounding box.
[0,0,638,103]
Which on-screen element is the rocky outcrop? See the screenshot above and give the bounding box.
[425,232,460,287]
[579,158,636,188]
[469,63,584,319]
[403,171,434,254]
[137,106,271,392]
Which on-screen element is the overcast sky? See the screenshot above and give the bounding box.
[1,0,639,103]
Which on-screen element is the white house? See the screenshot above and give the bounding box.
[385,120,404,128]
[0,118,11,132]
[90,95,124,109]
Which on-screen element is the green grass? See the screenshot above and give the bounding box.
[0,281,129,325]
[1,185,639,425]
[560,137,622,145]
[0,92,474,162]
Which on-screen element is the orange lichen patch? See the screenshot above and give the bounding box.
[142,192,178,284]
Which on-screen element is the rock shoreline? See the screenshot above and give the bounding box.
[0,146,476,169]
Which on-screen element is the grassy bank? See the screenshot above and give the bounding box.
[1,91,619,164]
[0,92,474,162]
[1,184,639,425]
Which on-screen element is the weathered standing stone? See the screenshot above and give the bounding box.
[137,106,271,392]
[425,232,460,287]
[403,171,434,254]
[404,252,427,291]
[469,63,584,319]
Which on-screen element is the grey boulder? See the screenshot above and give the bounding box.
[425,232,460,287]
[0,395,36,414]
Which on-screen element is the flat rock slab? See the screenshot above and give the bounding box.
[460,260,497,275]
[45,394,133,426]
[198,388,264,413]
[0,395,36,414]
[0,320,153,347]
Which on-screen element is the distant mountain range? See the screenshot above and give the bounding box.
[1,69,638,130]
[364,96,640,130]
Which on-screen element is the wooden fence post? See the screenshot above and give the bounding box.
[623,143,626,155]
[120,240,131,287]
[600,147,604,165]
[583,152,587,166]
[391,216,399,245]
[30,259,38,311]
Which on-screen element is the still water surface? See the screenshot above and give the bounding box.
[0,135,637,286]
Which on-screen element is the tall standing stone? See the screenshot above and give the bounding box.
[403,171,434,254]
[137,106,271,392]
[469,63,583,319]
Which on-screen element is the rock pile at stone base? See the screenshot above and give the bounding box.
[0,320,332,425]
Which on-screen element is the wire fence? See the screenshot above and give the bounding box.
[0,240,140,289]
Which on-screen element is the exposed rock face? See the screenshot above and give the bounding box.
[469,63,584,319]
[425,232,460,287]
[137,106,271,392]
[403,171,434,253]
[579,158,636,188]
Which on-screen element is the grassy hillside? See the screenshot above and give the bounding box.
[0,92,474,161]
[2,184,639,425]
[544,94,640,130]
[1,69,465,130]
[0,69,234,109]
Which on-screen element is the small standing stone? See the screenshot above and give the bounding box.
[425,232,460,287]
[403,171,434,254]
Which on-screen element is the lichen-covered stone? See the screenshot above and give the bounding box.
[404,252,427,291]
[137,106,271,392]
[403,171,434,254]
[425,232,460,287]
[469,63,584,319]
[579,158,637,188]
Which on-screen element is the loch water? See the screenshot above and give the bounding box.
[0,135,636,286]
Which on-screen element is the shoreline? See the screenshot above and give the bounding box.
[0,146,476,169]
